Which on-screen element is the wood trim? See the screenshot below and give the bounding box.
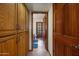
[31,12,33,51]
[23,3,29,13]
[0,33,16,38]
[28,50,33,51]
[0,29,17,31]
[46,13,48,50]
[0,35,16,43]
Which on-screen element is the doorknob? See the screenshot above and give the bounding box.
[74,44,79,49]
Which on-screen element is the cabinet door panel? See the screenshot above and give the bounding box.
[0,4,17,30]
[0,35,17,56]
[18,4,26,31]
[18,32,27,56]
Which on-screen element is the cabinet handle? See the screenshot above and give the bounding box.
[16,24,20,30]
[16,35,20,43]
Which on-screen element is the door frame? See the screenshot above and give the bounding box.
[31,12,48,50]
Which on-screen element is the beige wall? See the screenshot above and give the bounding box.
[29,11,32,50]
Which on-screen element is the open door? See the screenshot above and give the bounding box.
[53,3,79,56]
[36,22,43,38]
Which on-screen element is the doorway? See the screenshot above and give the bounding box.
[36,22,43,38]
[32,12,48,51]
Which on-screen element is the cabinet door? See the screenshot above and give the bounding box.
[18,4,26,32]
[0,4,17,30]
[0,35,17,56]
[17,32,29,56]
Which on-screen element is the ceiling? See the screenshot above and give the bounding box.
[26,3,51,12]
[33,13,45,20]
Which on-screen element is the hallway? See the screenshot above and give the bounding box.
[27,38,50,56]
[27,3,53,56]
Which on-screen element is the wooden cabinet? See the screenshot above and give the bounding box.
[0,3,29,56]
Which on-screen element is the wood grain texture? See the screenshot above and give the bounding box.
[0,3,29,56]
[0,4,17,30]
[0,35,17,56]
[17,4,29,56]
[53,4,79,56]
[53,33,79,56]
[17,32,29,56]
[17,4,26,31]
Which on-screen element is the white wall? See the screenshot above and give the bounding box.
[48,4,53,55]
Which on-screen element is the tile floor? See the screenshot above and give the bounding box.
[27,38,50,56]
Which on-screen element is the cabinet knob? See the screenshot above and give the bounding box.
[74,44,79,49]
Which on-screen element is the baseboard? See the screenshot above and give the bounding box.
[29,49,33,51]
[47,49,51,56]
